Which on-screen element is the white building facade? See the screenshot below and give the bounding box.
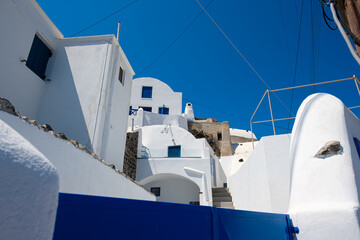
[136,125,221,206]
[0,0,134,170]
[129,77,182,115]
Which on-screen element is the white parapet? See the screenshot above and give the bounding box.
[288,93,360,239]
[0,118,59,240]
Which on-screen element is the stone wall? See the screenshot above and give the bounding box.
[188,120,233,156]
[231,135,256,144]
[123,131,138,180]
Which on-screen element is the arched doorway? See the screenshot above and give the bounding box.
[140,173,200,205]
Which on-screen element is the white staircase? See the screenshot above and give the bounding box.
[212,187,234,209]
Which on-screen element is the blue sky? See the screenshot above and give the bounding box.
[37,0,360,139]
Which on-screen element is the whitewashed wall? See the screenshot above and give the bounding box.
[142,174,200,204]
[228,134,291,213]
[0,116,59,240]
[128,108,188,131]
[130,77,182,115]
[0,0,62,118]
[288,93,360,240]
[36,35,134,169]
[136,125,221,206]
[0,111,155,201]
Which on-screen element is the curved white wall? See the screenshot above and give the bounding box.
[141,125,203,154]
[130,77,182,115]
[228,134,291,213]
[288,93,360,239]
[0,111,155,202]
[129,108,188,130]
[142,174,200,204]
[0,116,59,240]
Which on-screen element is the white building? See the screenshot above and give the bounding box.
[136,125,221,206]
[129,77,182,115]
[0,0,134,170]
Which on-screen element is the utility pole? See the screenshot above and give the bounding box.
[335,0,360,57]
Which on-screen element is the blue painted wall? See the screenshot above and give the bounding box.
[53,193,294,240]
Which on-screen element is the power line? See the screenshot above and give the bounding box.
[137,0,214,76]
[195,0,295,117]
[287,0,304,132]
[70,0,139,37]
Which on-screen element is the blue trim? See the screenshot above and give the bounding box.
[168,145,181,157]
[354,137,360,159]
[158,107,169,115]
[141,86,153,98]
[150,187,161,196]
[139,106,152,112]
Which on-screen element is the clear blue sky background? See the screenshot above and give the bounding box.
[37,0,360,139]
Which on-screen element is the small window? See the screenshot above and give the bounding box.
[168,145,181,158]
[158,107,169,115]
[26,34,52,80]
[150,187,160,196]
[118,67,124,85]
[142,86,153,98]
[139,106,152,112]
[217,132,222,141]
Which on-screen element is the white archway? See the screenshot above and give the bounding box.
[140,173,200,205]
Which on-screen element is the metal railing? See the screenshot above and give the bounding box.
[250,75,360,148]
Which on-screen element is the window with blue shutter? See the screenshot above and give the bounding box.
[26,35,52,80]
[139,106,152,112]
[158,107,169,115]
[141,86,153,98]
[168,145,181,158]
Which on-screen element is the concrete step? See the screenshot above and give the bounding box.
[212,187,229,193]
[213,196,232,202]
[213,202,234,209]
[212,191,230,197]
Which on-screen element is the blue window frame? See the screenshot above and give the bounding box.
[158,107,169,115]
[150,187,160,196]
[26,35,52,80]
[139,106,152,112]
[142,86,153,98]
[168,145,181,158]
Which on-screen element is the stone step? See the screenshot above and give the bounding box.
[213,196,232,202]
[213,202,234,209]
[212,187,229,193]
[212,191,231,197]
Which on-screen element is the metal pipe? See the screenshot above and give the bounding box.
[348,106,360,109]
[269,77,354,93]
[252,117,297,124]
[330,3,360,65]
[250,90,268,123]
[117,22,121,41]
[267,91,276,135]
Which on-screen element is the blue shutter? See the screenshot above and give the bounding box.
[26,35,52,80]
[141,86,153,98]
[168,146,181,158]
[158,107,169,115]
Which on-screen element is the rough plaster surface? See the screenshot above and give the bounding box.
[0,117,59,240]
[289,93,360,239]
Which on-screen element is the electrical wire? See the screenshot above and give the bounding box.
[321,0,338,30]
[287,0,304,132]
[195,0,295,118]
[137,0,214,76]
[70,0,139,37]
